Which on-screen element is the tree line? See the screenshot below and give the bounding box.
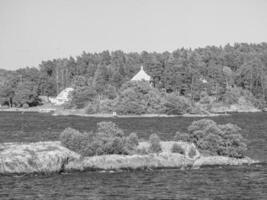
[1,42,267,108]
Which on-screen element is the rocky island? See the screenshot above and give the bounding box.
[0,119,259,175]
[0,140,257,174]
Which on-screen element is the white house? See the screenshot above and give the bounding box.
[49,87,74,106]
[131,66,151,82]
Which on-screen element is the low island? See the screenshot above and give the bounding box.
[0,119,259,174]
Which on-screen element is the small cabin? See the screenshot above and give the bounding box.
[131,66,151,82]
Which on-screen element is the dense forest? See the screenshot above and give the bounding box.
[1,43,267,112]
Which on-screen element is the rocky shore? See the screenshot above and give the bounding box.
[0,141,258,174]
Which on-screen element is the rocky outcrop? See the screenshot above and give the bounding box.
[65,153,195,171]
[0,141,258,174]
[0,141,79,174]
[192,156,258,169]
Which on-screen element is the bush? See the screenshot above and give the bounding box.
[199,91,212,104]
[115,81,150,114]
[163,93,192,115]
[60,127,90,154]
[148,133,162,153]
[188,147,197,158]
[171,143,185,154]
[174,131,191,142]
[70,86,97,109]
[188,119,247,158]
[145,89,166,114]
[22,103,29,109]
[126,132,139,146]
[85,101,99,114]
[136,147,148,155]
[59,121,139,156]
[98,99,117,113]
[96,121,124,137]
[222,89,240,105]
[125,133,139,154]
[116,81,166,114]
[252,97,266,110]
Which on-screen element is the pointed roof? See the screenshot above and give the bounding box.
[131,66,151,81]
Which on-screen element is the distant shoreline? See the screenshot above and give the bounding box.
[1,107,262,118]
[0,107,230,117]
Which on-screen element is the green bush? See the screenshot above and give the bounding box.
[188,147,197,158]
[252,97,266,110]
[174,131,191,142]
[125,133,139,154]
[70,86,97,109]
[116,81,166,114]
[188,119,247,158]
[98,99,117,113]
[96,121,124,137]
[60,127,90,154]
[148,133,162,153]
[163,93,192,115]
[199,91,212,104]
[222,89,240,105]
[126,132,139,146]
[85,102,99,114]
[115,81,150,114]
[136,147,148,155]
[59,121,139,156]
[171,143,185,155]
[22,103,29,109]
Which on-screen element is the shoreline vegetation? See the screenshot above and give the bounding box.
[0,120,260,175]
[1,43,267,117]
[0,100,262,118]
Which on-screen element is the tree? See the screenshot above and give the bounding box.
[70,86,97,109]
[93,65,109,94]
[13,81,40,107]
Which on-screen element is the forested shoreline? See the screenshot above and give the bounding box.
[1,43,267,113]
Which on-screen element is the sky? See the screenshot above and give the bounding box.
[0,0,267,70]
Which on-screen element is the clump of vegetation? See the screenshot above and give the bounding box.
[60,120,247,159]
[187,119,247,158]
[163,93,193,115]
[22,103,29,109]
[174,131,191,142]
[136,147,148,155]
[115,81,166,115]
[222,88,240,105]
[59,127,89,154]
[60,121,139,156]
[148,133,162,153]
[171,143,185,155]
[127,132,139,145]
[188,147,197,159]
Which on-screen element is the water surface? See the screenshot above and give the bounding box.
[0,112,266,199]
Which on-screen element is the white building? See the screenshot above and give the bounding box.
[131,66,151,82]
[49,87,74,106]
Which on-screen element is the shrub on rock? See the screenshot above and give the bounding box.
[163,93,192,115]
[96,121,124,137]
[174,131,191,142]
[148,133,162,153]
[187,119,247,158]
[188,147,197,158]
[60,127,90,154]
[125,132,139,154]
[59,121,139,156]
[171,143,185,155]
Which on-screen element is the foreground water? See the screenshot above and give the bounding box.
[1,165,266,200]
[0,112,267,199]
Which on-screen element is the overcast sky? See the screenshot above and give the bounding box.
[0,0,267,70]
